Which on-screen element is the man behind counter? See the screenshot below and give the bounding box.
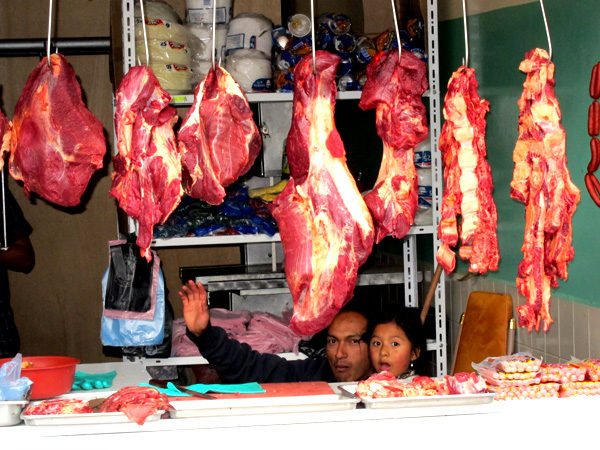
[179,280,373,383]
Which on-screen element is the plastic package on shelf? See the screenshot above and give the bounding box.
[472,353,543,387]
[488,382,560,401]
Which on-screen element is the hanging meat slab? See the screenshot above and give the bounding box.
[271,51,375,335]
[510,48,580,332]
[436,65,499,275]
[358,48,429,242]
[0,108,11,168]
[178,65,262,205]
[9,53,106,207]
[110,65,183,261]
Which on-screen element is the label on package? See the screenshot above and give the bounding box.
[414,150,431,168]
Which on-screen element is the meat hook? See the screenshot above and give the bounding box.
[310,0,316,75]
[46,0,53,67]
[462,0,469,67]
[390,0,402,64]
[540,0,553,61]
[139,0,150,66]
[211,0,217,69]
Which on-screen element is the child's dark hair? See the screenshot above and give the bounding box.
[367,304,428,376]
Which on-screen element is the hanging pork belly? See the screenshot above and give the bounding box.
[271,51,375,335]
[178,65,262,205]
[436,65,499,275]
[110,65,183,261]
[0,108,11,168]
[510,48,580,332]
[9,53,106,207]
[358,48,429,242]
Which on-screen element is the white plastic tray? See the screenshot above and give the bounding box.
[21,409,165,426]
[169,394,359,418]
[360,393,497,409]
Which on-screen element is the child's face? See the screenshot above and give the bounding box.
[369,322,419,377]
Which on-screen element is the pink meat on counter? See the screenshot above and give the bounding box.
[271,51,375,336]
[9,53,106,206]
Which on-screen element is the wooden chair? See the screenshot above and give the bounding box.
[450,291,515,375]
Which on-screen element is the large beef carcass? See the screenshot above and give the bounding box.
[358,49,428,242]
[0,108,11,168]
[436,65,499,275]
[9,53,106,206]
[110,66,183,261]
[271,51,375,335]
[178,65,262,205]
[510,48,580,332]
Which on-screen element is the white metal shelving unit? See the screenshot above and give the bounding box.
[119,0,446,377]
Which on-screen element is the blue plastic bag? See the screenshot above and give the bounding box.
[100,267,165,347]
[0,354,33,401]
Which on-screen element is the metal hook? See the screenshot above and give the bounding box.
[310,0,316,75]
[211,0,217,69]
[390,0,402,64]
[540,0,552,61]
[462,0,469,67]
[46,0,53,66]
[139,0,150,66]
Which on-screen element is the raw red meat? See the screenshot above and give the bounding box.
[271,51,375,336]
[110,65,183,261]
[358,48,429,242]
[9,53,106,207]
[99,386,172,425]
[24,399,93,415]
[436,65,499,274]
[178,65,262,205]
[510,48,580,332]
[0,108,11,168]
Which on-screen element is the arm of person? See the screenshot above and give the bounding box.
[0,235,34,273]
[186,323,334,383]
[179,281,335,383]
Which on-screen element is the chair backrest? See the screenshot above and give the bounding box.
[451,291,513,375]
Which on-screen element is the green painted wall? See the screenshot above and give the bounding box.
[438,0,600,305]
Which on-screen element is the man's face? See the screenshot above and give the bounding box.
[326,311,372,382]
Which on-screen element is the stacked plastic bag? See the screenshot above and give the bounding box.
[473,353,600,400]
[135,0,199,93]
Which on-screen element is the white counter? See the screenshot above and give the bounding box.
[4,362,599,447]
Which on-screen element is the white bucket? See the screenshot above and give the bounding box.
[226,13,273,59]
[186,0,233,25]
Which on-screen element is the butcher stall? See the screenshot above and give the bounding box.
[2,0,600,445]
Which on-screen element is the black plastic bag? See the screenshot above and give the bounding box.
[104,235,152,314]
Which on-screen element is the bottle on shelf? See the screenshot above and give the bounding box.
[414,141,432,226]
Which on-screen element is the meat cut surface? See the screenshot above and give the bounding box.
[437,65,499,275]
[9,53,106,206]
[0,108,10,169]
[178,65,262,205]
[510,48,580,332]
[359,49,429,242]
[110,65,183,261]
[271,51,375,335]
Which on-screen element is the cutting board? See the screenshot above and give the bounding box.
[174,381,335,401]
[451,291,513,375]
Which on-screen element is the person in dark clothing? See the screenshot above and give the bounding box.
[179,280,373,383]
[0,186,34,359]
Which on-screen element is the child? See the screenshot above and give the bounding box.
[367,305,427,381]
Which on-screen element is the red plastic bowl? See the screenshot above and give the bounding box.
[0,356,80,400]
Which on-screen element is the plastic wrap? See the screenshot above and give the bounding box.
[226,13,273,58]
[0,354,32,401]
[225,49,272,92]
